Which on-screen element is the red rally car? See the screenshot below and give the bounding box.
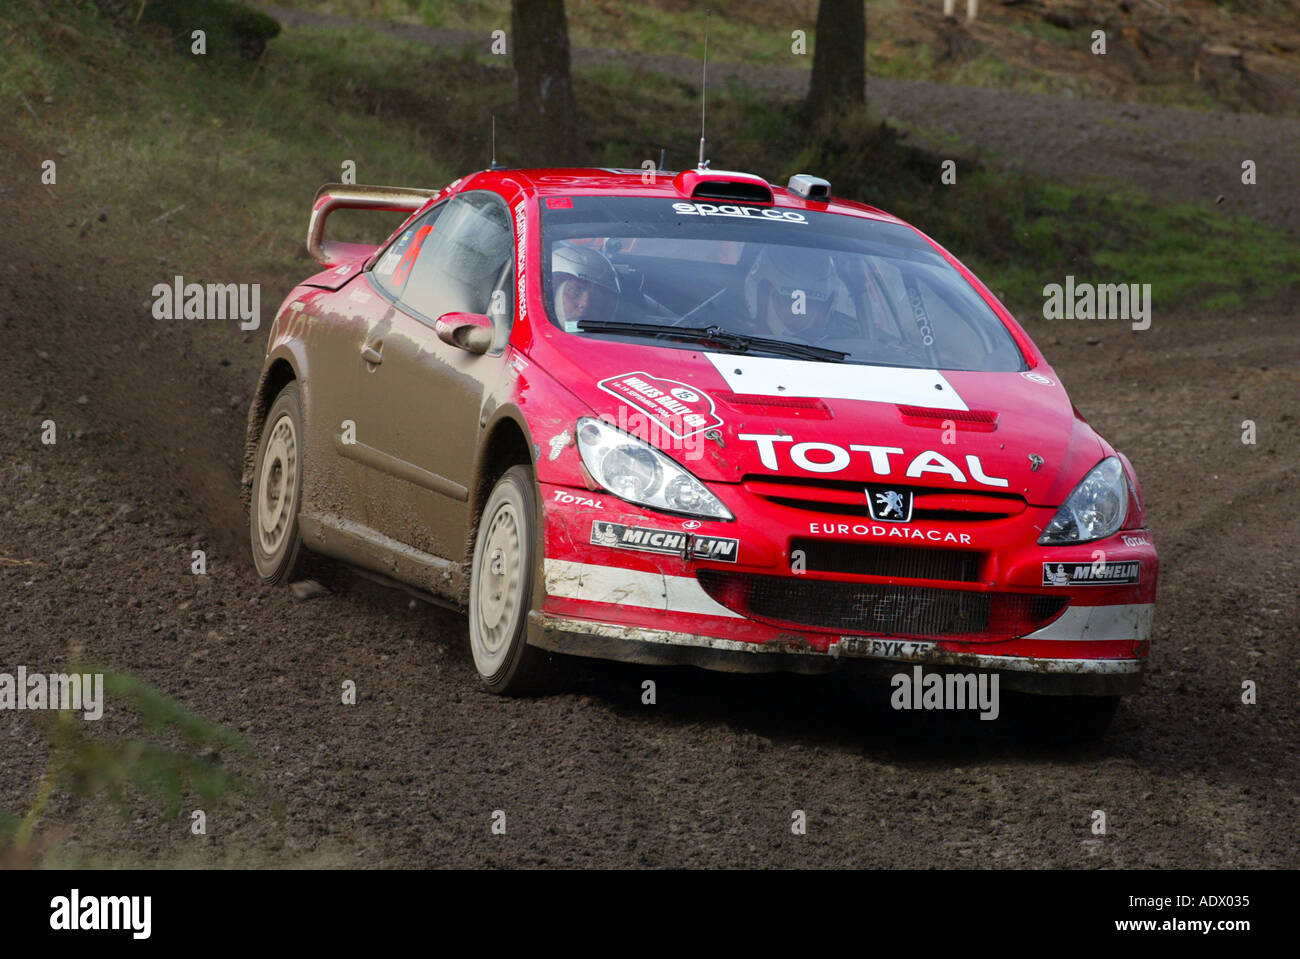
[243,165,1157,730]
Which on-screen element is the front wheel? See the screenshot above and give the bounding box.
[468,465,551,695]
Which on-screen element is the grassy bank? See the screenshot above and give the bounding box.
[3,0,1296,319]
[265,0,1300,115]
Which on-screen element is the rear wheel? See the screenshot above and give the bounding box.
[249,382,322,584]
[469,465,551,694]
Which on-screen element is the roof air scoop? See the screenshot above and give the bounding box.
[673,169,774,204]
[786,174,831,202]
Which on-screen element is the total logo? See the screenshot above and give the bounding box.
[553,490,604,509]
[738,433,1010,488]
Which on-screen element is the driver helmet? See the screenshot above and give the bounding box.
[743,245,837,338]
[552,243,620,326]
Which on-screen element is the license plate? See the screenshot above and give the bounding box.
[836,636,935,659]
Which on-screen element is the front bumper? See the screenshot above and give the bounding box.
[534,482,1157,695]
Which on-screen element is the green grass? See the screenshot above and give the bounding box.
[686,93,1300,317]
[269,0,800,64]
[4,0,1296,320]
[1009,17,1077,46]
[1,3,468,281]
[263,0,1300,114]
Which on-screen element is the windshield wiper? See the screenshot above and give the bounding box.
[574,321,847,362]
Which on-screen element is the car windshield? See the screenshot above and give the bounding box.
[539,195,1026,372]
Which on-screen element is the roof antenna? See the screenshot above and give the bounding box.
[658,147,666,172]
[697,10,710,169]
[489,114,503,170]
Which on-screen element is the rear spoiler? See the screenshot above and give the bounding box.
[306,182,438,268]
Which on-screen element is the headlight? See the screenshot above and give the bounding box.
[1038,456,1129,545]
[576,417,733,520]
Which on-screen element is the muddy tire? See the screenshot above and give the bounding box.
[249,382,323,585]
[469,464,551,695]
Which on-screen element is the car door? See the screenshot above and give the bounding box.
[357,189,516,575]
[289,279,375,538]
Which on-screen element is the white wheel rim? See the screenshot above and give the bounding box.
[257,413,298,557]
[474,500,524,674]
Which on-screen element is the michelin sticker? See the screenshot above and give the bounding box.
[591,522,738,562]
[1042,561,1140,586]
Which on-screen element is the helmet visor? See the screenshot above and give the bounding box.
[557,275,618,326]
[764,282,832,333]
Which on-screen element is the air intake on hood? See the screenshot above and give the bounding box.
[673,169,773,204]
[898,405,999,432]
[716,392,832,419]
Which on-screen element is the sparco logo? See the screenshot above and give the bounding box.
[905,284,934,346]
[672,202,807,223]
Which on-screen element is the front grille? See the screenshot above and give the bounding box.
[789,539,984,582]
[697,571,1067,640]
[744,477,1027,521]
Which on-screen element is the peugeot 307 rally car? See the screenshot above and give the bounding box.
[243,165,1157,734]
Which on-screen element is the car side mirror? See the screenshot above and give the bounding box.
[434,312,494,354]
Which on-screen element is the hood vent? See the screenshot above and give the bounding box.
[897,405,999,432]
[673,169,773,204]
[716,391,832,418]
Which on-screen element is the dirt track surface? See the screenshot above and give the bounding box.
[2,26,1299,867]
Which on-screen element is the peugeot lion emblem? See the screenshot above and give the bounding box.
[866,486,914,522]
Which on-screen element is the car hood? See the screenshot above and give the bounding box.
[540,338,1104,506]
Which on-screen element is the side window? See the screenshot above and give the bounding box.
[371,204,446,301]
[393,191,514,347]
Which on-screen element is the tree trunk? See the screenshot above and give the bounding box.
[511,0,580,166]
[805,0,866,125]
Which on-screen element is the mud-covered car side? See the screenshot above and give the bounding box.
[245,165,1156,731]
